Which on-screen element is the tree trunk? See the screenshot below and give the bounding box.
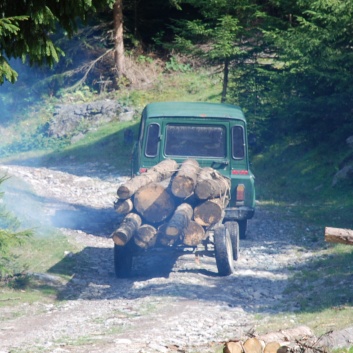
[133,179,175,224]
[325,227,353,245]
[135,224,157,249]
[171,159,199,198]
[113,0,125,77]
[111,212,141,246]
[182,221,206,246]
[195,167,230,200]
[194,198,228,227]
[114,198,133,215]
[166,203,193,237]
[117,159,178,199]
[221,57,229,103]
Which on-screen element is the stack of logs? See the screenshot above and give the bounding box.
[111,159,231,249]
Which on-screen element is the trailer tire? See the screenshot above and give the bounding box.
[114,242,134,278]
[224,221,239,261]
[214,225,234,276]
[238,220,248,239]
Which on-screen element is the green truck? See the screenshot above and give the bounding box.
[117,101,255,276]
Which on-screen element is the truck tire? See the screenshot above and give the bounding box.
[224,221,239,261]
[214,225,234,276]
[238,220,248,240]
[114,242,134,278]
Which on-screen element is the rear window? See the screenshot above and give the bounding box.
[165,124,226,158]
[232,126,245,159]
[145,123,160,157]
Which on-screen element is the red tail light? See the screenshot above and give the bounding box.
[236,184,245,201]
[139,168,148,173]
[232,170,249,175]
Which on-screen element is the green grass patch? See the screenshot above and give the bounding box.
[252,138,353,229]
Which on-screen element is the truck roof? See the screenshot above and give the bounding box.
[144,102,246,122]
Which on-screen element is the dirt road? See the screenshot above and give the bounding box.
[0,162,343,353]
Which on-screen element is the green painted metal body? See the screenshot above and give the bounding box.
[131,102,255,222]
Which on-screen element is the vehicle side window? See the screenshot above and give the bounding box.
[232,126,245,159]
[145,123,160,157]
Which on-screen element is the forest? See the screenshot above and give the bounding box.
[1,0,353,271]
[1,0,353,147]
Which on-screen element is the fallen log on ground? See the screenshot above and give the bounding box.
[171,159,199,198]
[325,227,353,245]
[117,159,178,199]
[194,197,228,227]
[111,213,142,246]
[166,203,193,237]
[194,167,230,200]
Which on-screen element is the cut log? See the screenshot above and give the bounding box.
[223,341,242,353]
[157,223,177,246]
[171,159,200,198]
[194,197,228,227]
[135,224,157,249]
[258,325,315,344]
[114,198,134,215]
[243,337,264,353]
[194,167,231,200]
[263,342,281,353]
[117,159,178,199]
[183,221,206,246]
[166,203,193,237]
[133,179,176,224]
[111,213,142,246]
[325,227,353,245]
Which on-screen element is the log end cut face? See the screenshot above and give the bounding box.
[134,183,175,223]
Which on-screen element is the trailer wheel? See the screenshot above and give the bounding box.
[214,225,234,276]
[238,220,248,239]
[114,242,133,278]
[224,221,239,261]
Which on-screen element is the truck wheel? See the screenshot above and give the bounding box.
[238,220,248,240]
[214,225,234,276]
[224,221,239,261]
[114,242,133,278]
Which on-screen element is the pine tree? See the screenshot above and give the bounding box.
[0,0,115,84]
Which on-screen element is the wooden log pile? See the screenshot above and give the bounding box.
[111,159,231,249]
[223,326,321,353]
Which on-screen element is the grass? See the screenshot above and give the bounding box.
[1,62,353,348]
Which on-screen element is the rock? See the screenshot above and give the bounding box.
[49,100,134,138]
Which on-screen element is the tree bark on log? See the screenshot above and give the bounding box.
[166,203,193,237]
[258,325,315,344]
[194,197,228,227]
[135,224,157,249]
[111,213,142,246]
[114,198,134,215]
[182,221,206,246]
[117,159,178,199]
[325,227,353,245]
[171,159,199,198]
[194,167,231,200]
[133,179,175,224]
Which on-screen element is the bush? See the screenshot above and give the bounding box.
[0,176,32,277]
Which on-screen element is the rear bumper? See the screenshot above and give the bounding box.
[224,206,255,221]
